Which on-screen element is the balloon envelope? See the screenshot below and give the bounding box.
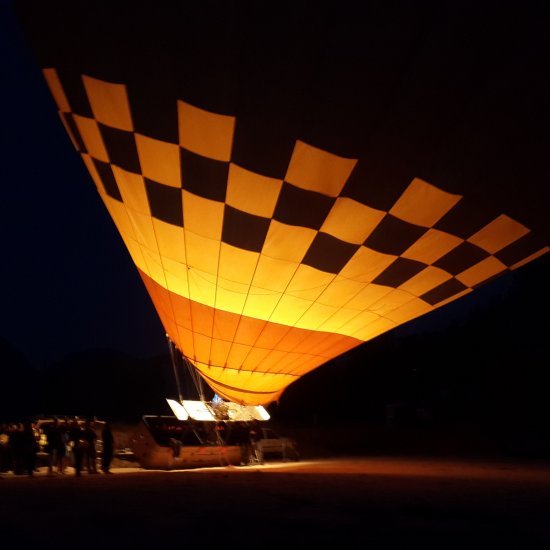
[17,2,548,404]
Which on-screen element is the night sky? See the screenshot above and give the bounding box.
[1,0,548,381]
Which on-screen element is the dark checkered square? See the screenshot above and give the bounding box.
[222,206,271,253]
[92,158,122,201]
[61,113,86,152]
[434,241,489,275]
[180,148,228,201]
[56,68,93,117]
[435,196,501,239]
[495,233,547,268]
[372,257,427,287]
[420,278,469,306]
[341,157,410,212]
[302,233,359,274]
[145,178,183,227]
[128,81,179,144]
[364,214,427,255]
[273,183,334,230]
[99,124,141,174]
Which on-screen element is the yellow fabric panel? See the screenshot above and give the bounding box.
[241,347,271,370]
[120,234,147,274]
[340,246,396,282]
[369,289,414,316]
[390,178,462,227]
[353,316,397,341]
[73,115,109,162]
[315,333,359,357]
[402,228,463,265]
[252,255,298,292]
[274,352,305,374]
[285,140,357,197]
[467,214,530,254]
[321,197,385,244]
[82,74,133,131]
[184,231,219,274]
[212,309,241,342]
[140,246,166,285]
[144,276,174,319]
[319,307,364,333]
[59,113,80,150]
[112,166,149,215]
[318,276,366,308]
[255,323,291,350]
[42,68,70,112]
[511,247,549,270]
[161,256,189,297]
[286,264,334,301]
[226,342,253,369]
[270,294,313,326]
[456,256,507,287]
[197,361,296,391]
[176,325,196,358]
[126,210,159,252]
[190,299,214,338]
[178,100,235,162]
[352,284,393,309]
[262,220,317,263]
[152,219,186,263]
[209,338,233,368]
[295,302,338,331]
[289,355,325,377]
[212,280,248,314]
[101,194,137,242]
[226,164,282,217]
[385,298,433,325]
[276,328,310,353]
[233,317,267,346]
[218,243,260,285]
[193,332,212,364]
[216,276,251,295]
[182,191,224,240]
[337,310,380,336]
[81,153,104,191]
[399,266,452,296]
[135,133,181,187]
[242,288,281,320]
[250,350,288,373]
[171,293,193,329]
[187,266,217,306]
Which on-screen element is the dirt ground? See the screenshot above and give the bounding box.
[2,456,550,549]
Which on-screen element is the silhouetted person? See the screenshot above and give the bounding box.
[22,421,38,476]
[101,421,114,474]
[46,418,67,475]
[68,420,85,476]
[11,423,25,475]
[249,421,263,464]
[83,419,98,473]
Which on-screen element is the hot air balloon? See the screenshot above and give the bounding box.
[16,2,548,407]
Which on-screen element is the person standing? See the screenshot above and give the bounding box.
[83,419,98,473]
[101,421,114,474]
[68,419,85,476]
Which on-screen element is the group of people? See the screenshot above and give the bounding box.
[0,417,115,476]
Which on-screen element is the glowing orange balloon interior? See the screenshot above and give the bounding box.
[37,67,548,406]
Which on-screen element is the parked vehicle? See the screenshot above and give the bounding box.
[257,427,299,461]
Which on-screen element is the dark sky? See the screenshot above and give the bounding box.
[1,1,167,366]
[1,0,548,371]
